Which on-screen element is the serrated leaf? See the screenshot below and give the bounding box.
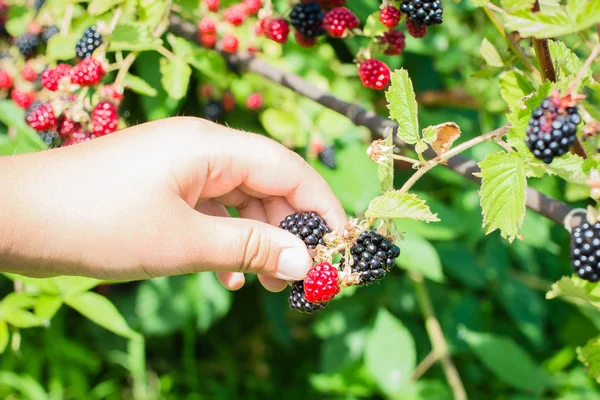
[65,292,138,339]
[124,73,158,96]
[365,191,440,222]
[577,335,600,384]
[460,327,548,394]
[422,122,461,158]
[566,0,600,34]
[476,152,527,242]
[0,322,8,354]
[159,57,192,100]
[501,0,535,12]
[88,0,125,15]
[499,70,535,108]
[108,24,161,51]
[365,310,415,397]
[544,153,588,185]
[480,38,504,68]
[396,233,444,282]
[546,276,600,309]
[386,69,420,145]
[547,40,592,91]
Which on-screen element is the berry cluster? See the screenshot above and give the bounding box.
[571,220,600,282]
[343,230,400,285]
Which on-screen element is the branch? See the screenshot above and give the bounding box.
[167,14,575,226]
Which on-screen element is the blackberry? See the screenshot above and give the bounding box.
[288,281,327,313]
[525,97,582,164]
[38,130,60,147]
[289,1,325,38]
[75,26,103,59]
[400,0,443,26]
[16,33,39,57]
[318,145,337,169]
[34,0,45,12]
[279,211,331,249]
[570,221,600,282]
[41,25,59,43]
[342,230,400,285]
[25,100,42,119]
[203,100,224,122]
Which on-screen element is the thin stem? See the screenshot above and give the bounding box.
[108,8,122,33]
[60,5,74,36]
[156,45,177,60]
[114,52,137,91]
[411,350,439,381]
[568,44,600,93]
[400,125,509,193]
[391,154,420,165]
[153,0,173,37]
[411,273,467,400]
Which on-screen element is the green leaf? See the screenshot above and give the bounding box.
[54,276,102,298]
[566,0,600,34]
[65,292,138,339]
[259,108,306,148]
[375,131,395,192]
[159,57,192,100]
[437,245,487,289]
[136,276,191,335]
[386,69,420,145]
[124,73,158,96]
[546,276,600,309]
[88,0,125,15]
[1,292,37,310]
[476,152,527,242]
[0,372,47,400]
[3,309,46,328]
[189,273,232,333]
[501,0,535,12]
[460,327,548,394]
[365,191,440,222]
[136,52,184,120]
[34,296,63,320]
[108,24,161,51]
[506,81,552,153]
[0,321,8,353]
[0,101,47,152]
[46,31,79,61]
[363,11,387,37]
[543,153,588,185]
[480,38,504,68]
[365,309,416,397]
[472,0,489,6]
[396,233,444,282]
[5,7,33,37]
[499,70,535,108]
[577,335,600,384]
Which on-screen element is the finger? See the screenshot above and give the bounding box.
[195,199,229,217]
[215,271,245,291]
[257,275,288,292]
[213,189,268,223]
[263,196,296,227]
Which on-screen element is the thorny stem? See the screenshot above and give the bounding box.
[567,44,600,94]
[114,52,138,91]
[411,350,439,381]
[399,125,509,193]
[411,273,467,400]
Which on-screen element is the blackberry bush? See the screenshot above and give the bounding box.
[571,221,600,282]
[278,211,331,249]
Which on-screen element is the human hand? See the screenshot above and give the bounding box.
[0,117,347,292]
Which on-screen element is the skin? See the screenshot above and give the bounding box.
[0,117,347,292]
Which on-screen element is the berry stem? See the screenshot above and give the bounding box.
[411,273,467,400]
[60,4,74,35]
[156,45,178,60]
[411,350,439,381]
[390,154,420,165]
[399,125,509,193]
[567,44,600,94]
[108,8,122,33]
[114,52,138,91]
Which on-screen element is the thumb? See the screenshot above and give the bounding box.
[185,213,312,281]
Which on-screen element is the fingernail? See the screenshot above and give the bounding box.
[277,248,311,280]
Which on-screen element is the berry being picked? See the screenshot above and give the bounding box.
[198,17,217,34]
[303,262,340,303]
[21,63,37,82]
[221,34,239,53]
[263,18,290,44]
[243,0,262,15]
[279,211,331,249]
[525,96,582,164]
[246,92,263,110]
[406,20,427,38]
[358,59,390,90]
[570,220,600,282]
[92,101,119,136]
[26,103,57,131]
[318,145,337,169]
[0,69,12,89]
[223,4,247,26]
[70,57,104,86]
[75,25,103,59]
[294,31,317,47]
[400,0,443,26]
[288,280,327,313]
[322,7,359,38]
[379,6,401,29]
[290,1,325,38]
[38,129,60,147]
[41,25,59,43]
[342,230,401,285]
[15,33,39,57]
[380,30,406,55]
[11,88,36,109]
[204,0,219,11]
[41,63,71,91]
[204,99,224,122]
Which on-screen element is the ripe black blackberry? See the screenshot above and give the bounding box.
[279,211,331,249]
[289,1,325,38]
[16,33,39,57]
[571,221,600,282]
[41,25,59,43]
[38,130,60,147]
[203,100,224,122]
[75,26,103,59]
[288,281,327,313]
[318,145,337,169]
[400,0,443,26]
[342,230,400,285]
[525,97,582,164]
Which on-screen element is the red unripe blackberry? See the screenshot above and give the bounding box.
[70,57,104,86]
[303,262,340,303]
[99,84,124,104]
[279,211,331,249]
[62,130,92,146]
[75,25,103,59]
[204,0,219,11]
[221,34,239,53]
[358,59,390,90]
[381,30,406,55]
[246,92,263,110]
[200,32,217,48]
[380,6,401,29]
[290,1,325,38]
[26,103,57,131]
[264,18,290,44]
[294,31,317,47]
[342,230,400,285]
[0,69,12,89]
[406,20,427,38]
[222,91,235,112]
[21,63,37,82]
[198,17,217,34]
[288,280,327,313]
[92,101,118,136]
[525,97,582,164]
[11,88,36,109]
[243,0,262,15]
[58,118,81,138]
[400,0,443,26]
[223,4,247,26]
[318,145,337,169]
[322,7,359,38]
[41,63,71,91]
[571,221,600,282]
